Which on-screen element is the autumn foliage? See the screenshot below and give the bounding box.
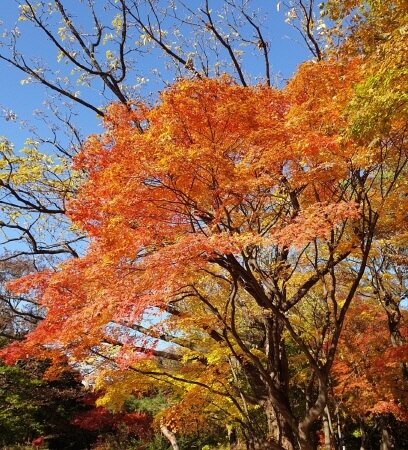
[2,2,408,449]
[7,67,364,354]
[332,299,408,421]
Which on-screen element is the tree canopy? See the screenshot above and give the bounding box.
[0,1,407,449]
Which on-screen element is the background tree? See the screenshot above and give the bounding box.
[0,332,99,449]
[0,255,45,341]
[331,298,408,450]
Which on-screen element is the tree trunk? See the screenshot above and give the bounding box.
[297,377,329,450]
[227,425,238,449]
[337,420,345,450]
[297,429,315,450]
[380,426,392,450]
[265,398,294,450]
[322,407,333,450]
[262,317,295,450]
[359,416,368,450]
[160,423,180,450]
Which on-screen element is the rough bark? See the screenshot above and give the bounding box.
[263,316,295,450]
[264,398,294,450]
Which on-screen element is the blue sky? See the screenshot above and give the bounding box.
[0,1,313,151]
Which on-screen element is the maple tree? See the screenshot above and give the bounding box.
[0,1,407,449]
[5,52,408,449]
[0,0,329,353]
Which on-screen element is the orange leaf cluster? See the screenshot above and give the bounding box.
[4,66,366,378]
